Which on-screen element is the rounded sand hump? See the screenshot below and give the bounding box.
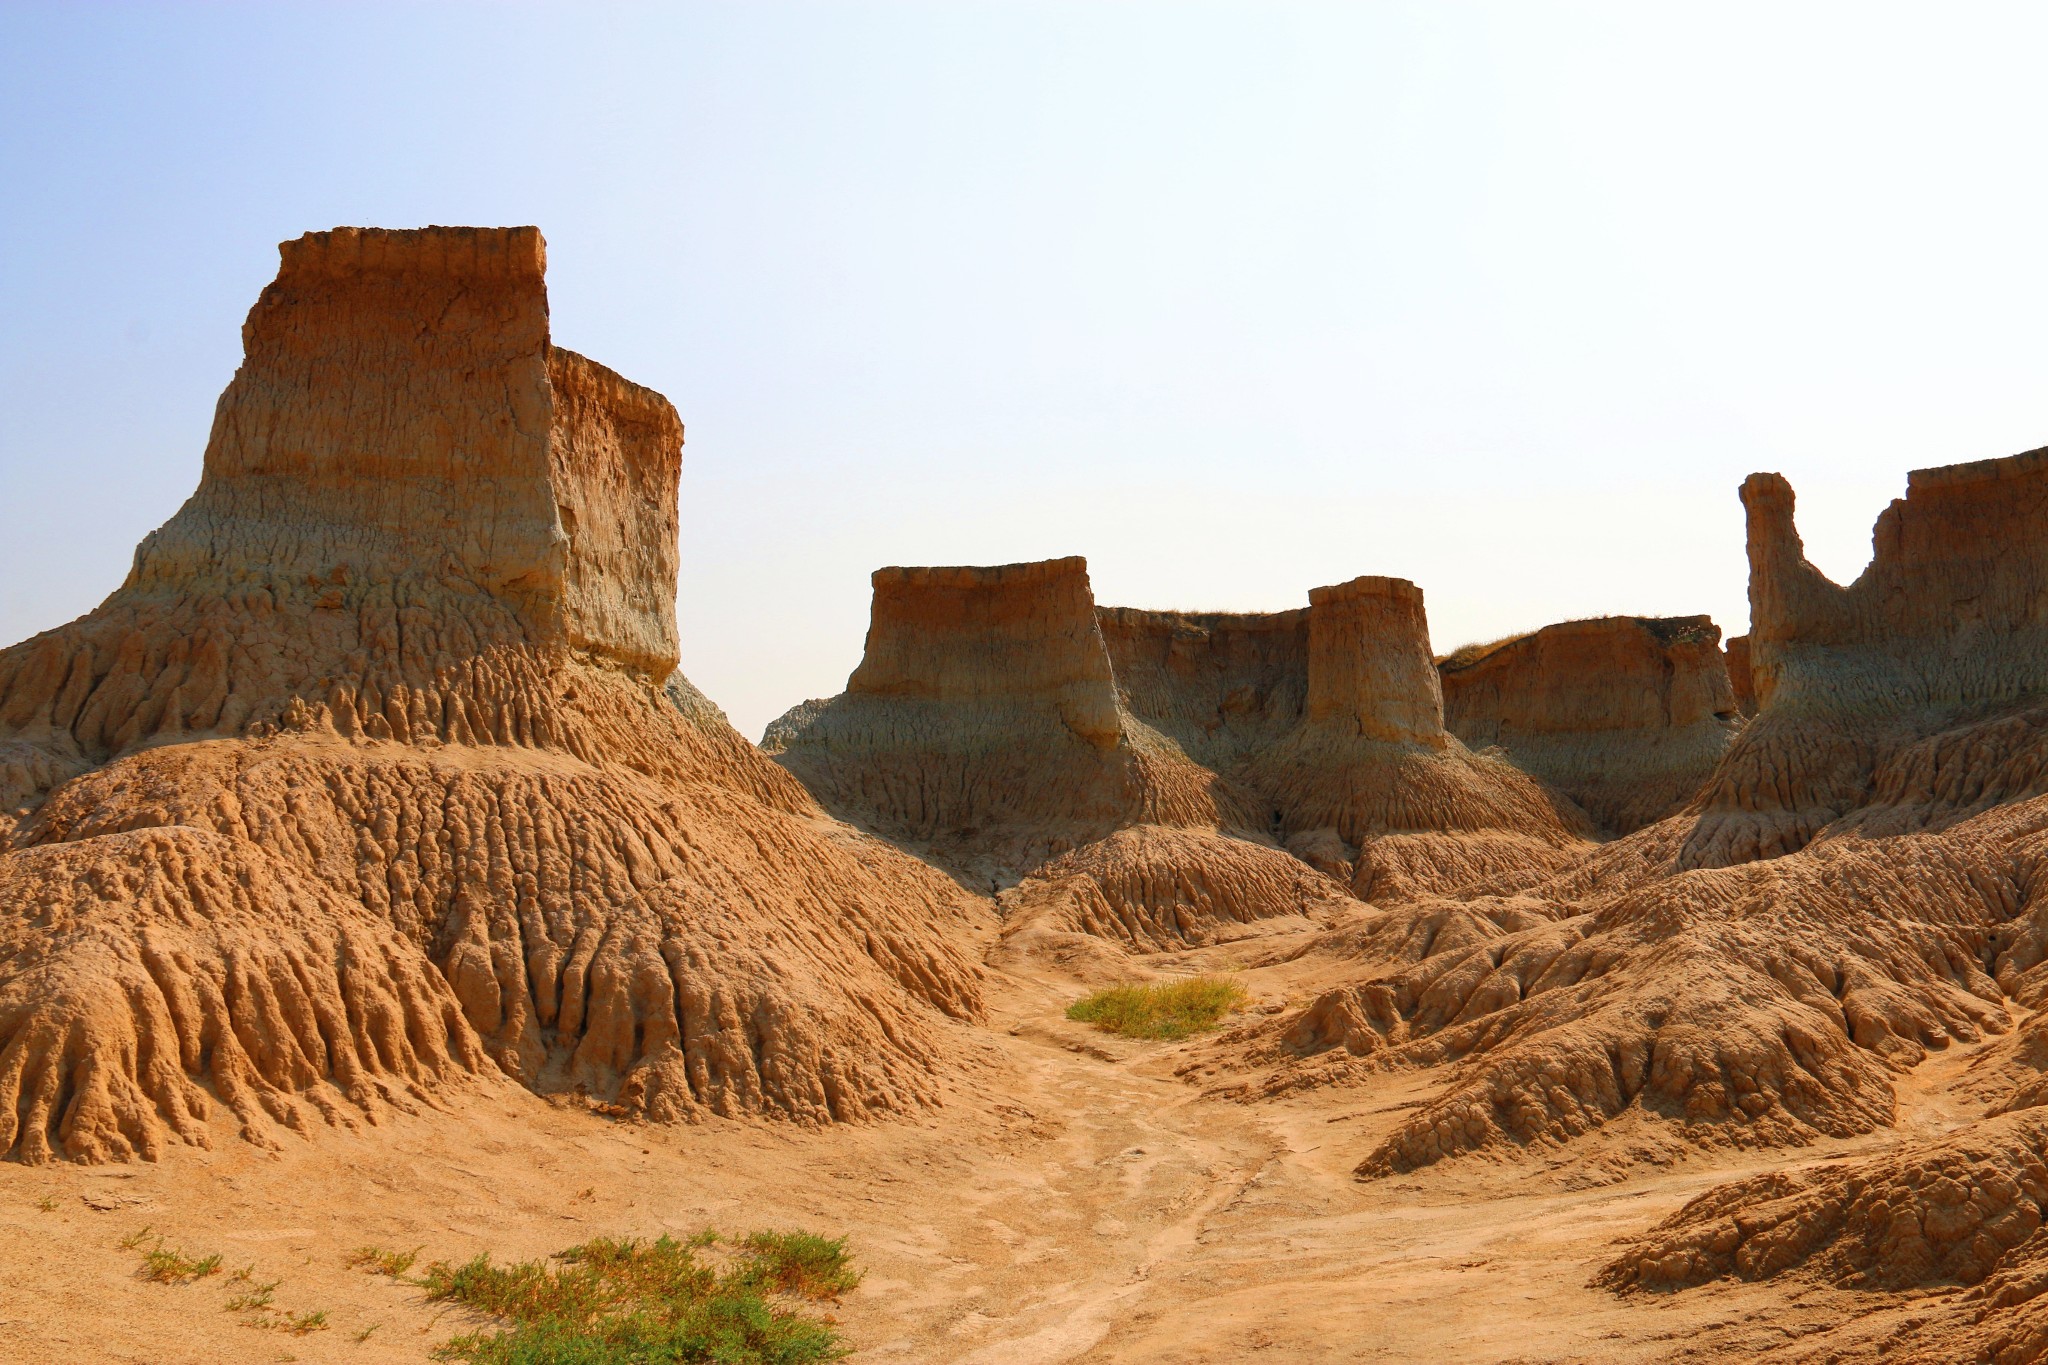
[0,226,989,1162]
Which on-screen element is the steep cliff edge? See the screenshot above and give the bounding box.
[1209,453,2048,1186]
[762,558,1244,878]
[1684,448,2048,868]
[1097,606,1308,771]
[0,226,989,1164]
[1439,615,1743,835]
[1228,577,1593,901]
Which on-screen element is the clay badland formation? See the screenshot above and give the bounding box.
[1438,614,1744,836]
[0,226,989,1167]
[6,227,2048,1365]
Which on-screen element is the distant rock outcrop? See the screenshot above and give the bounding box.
[1439,615,1743,835]
[1217,451,2048,1188]
[1097,606,1308,771]
[1143,577,1594,902]
[0,226,989,1163]
[774,565,1590,919]
[1684,448,2048,868]
[762,557,1244,884]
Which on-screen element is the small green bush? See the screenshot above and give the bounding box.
[1066,976,1249,1040]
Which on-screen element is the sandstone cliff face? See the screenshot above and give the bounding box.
[1684,448,2048,868]
[1439,615,1743,835]
[1216,452,2048,1190]
[1228,576,1592,902]
[1097,606,1308,770]
[764,557,1244,887]
[1724,633,1756,716]
[0,226,988,1163]
[774,564,1589,919]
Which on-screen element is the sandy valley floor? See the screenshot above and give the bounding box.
[0,922,1998,1365]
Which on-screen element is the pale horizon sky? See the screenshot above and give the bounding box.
[5,3,2047,739]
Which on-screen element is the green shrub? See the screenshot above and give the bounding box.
[1066,976,1249,1040]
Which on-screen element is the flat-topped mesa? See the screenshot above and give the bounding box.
[765,556,1236,879]
[143,225,682,676]
[1439,615,1742,835]
[0,225,687,765]
[1684,449,2048,868]
[850,558,1121,749]
[1097,605,1309,770]
[1100,576,1444,764]
[1305,576,1446,747]
[1222,576,1594,901]
[0,226,993,1163]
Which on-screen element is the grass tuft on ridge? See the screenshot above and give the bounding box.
[1066,976,1249,1040]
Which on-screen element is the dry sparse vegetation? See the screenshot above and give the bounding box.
[133,1234,223,1284]
[347,1245,421,1277]
[1066,976,1249,1040]
[420,1229,858,1364]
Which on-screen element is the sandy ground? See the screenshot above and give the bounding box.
[0,929,1993,1364]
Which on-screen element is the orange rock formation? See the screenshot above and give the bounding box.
[1221,450,2048,1200]
[1438,614,1743,835]
[1724,632,1757,715]
[0,226,988,1163]
[1111,578,1592,903]
[762,557,1243,885]
[1685,448,2048,868]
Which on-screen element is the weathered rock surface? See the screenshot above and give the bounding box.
[1204,452,2048,1187]
[1725,632,1757,716]
[0,226,989,1163]
[772,565,1591,956]
[1439,614,1743,835]
[1598,1106,2048,1364]
[763,558,1246,887]
[996,825,1354,954]
[1684,449,2048,869]
[1098,606,1308,771]
[1227,577,1594,902]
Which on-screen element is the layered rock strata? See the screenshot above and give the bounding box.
[1438,615,1743,835]
[1724,633,1757,716]
[1685,450,2048,867]
[1224,577,1592,902]
[1097,606,1308,771]
[763,557,1248,885]
[0,226,988,1163]
[1213,452,2048,1184]
[774,565,1590,924]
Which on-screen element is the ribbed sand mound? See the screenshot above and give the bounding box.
[0,226,990,1163]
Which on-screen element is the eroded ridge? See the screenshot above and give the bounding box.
[1439,614,1743,835]
[0,225,990,1163]
[1208,455,2048,1190]
[1686,449,2048,869]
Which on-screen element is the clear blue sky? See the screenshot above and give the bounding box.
[6,3,2047,739]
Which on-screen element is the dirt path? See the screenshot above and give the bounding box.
[0,947,2003,1364]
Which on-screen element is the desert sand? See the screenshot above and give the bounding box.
[5,225,2048,1363]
